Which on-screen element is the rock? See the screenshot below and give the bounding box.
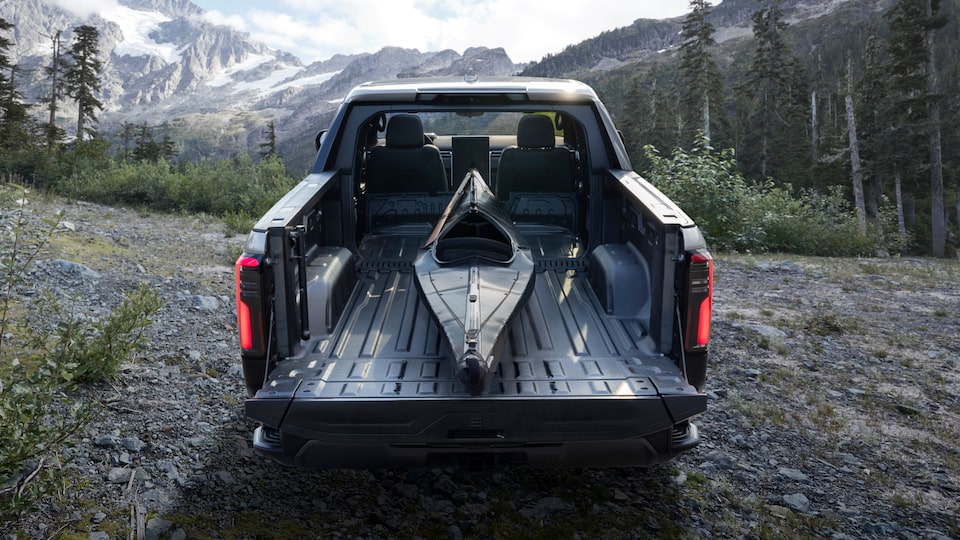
[783,493,810,513]
[736,322,788,341]
[520,497,570,522]
[706,451,737,470]
[52,259,101,280]
[778,467,810,483]
[193,295,220,310]
[121,437,146,452]
[107,468,131,484]
[89,533,109,540]
[145,517,173,540]
[93,436,118,448]
[447,524,463,540]
[214,470,235,485]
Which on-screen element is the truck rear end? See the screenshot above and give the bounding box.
[234,77,712,468]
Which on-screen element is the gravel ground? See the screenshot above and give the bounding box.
[3,194,959,539]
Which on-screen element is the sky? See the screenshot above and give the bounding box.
[189,0,700,64]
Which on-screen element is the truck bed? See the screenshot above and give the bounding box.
[265,226,692,399]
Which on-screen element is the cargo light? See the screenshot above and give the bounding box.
[692,253,713,347]
[235,256,260,350]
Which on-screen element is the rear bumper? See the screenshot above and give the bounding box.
[248,394,705,468]
[254,422,699,468]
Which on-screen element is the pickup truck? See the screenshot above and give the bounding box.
[234,76,713,468]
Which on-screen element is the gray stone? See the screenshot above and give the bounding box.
[193,295,220,310]
[52,259,101,280]
[783,493,810,513]
[706,451,737,470]
[778,467,810,483]
[89,533,110,540]
[121,437,146,452]
[520,496,570,521]
[93,436,118,448]
[214,470,235,485]
[107,468,131,484]
[145,517,173,540]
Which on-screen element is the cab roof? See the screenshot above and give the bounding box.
[343,76,600,105]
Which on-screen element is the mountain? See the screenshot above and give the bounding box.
[0,0,523,171]
[521,0,890,78]
[0,0,919,173]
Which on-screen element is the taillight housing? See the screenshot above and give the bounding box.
[235,255,265,354]
[684,251,713,350]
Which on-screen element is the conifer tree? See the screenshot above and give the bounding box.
[884,0,948,256]
[65,25,103,142]
[678,0,723,145]
[0,19,34,153]
[739,0,809,182]
[42,30,67,148]
[259,121,279,159]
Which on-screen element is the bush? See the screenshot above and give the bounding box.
[55,154,296,220]
[0,185,162,526]
[34,284,163,383]
[644,141,874,256]
[0,363,91,528]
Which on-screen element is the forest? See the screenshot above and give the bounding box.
[567,0,960,258]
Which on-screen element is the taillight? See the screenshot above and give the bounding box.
[685,252,713,349]
[235,256,262,352]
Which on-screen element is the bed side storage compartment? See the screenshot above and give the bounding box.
[306,247,356,334]
[589,243,651,321]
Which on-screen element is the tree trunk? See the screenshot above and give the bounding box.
[926,0,946,257]
[703,92,711,143]
[895,169,907,251]
[49,31,60,128]
[845,94,866,235]
[811,89,819,165]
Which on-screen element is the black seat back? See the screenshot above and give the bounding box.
[496,114,575,201]
[366,114,447,195]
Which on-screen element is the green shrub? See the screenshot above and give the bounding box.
[0,186,162,527]
[33,284,163,383]
[0,185,90,527]
[0,362,91,528]
[55,154,295,220]
[644,141,874,256]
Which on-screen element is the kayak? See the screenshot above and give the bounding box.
[414,169,536,395]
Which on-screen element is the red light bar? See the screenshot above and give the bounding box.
[235,256,260,350]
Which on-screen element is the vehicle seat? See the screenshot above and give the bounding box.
[365,114,447,195]
[496,114,575,201]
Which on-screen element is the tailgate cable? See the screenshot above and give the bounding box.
[262,295,276,390]
[674,297,688,381]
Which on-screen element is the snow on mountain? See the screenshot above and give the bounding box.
[100,2,181,62]
[0,0,516,170]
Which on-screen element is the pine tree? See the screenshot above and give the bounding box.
[677,0,723,145]
[0,18,32,152]
[65,25,103,143]
[259,121,279,159]
[42,30,67,148]
[132,123,158,161]
[884,0,948,256]
[739,0,809,182]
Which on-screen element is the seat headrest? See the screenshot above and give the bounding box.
[517,115,556,149]
[385,114,425,148]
